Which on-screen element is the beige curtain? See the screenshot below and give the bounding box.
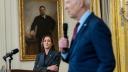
[91,0,110,25]
[109,0,120,72]
[90,0,101,18]
[110,0,128,72]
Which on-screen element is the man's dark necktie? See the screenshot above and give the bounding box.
[72,22,80,40]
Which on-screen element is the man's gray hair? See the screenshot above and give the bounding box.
[85,0,90,6]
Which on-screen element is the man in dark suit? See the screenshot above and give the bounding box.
[59,0,115,72]
[30,5,56,52]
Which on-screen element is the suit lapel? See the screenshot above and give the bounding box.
[70,23,88,46]
[70,13,94,59]
[45,50,55,66]
[38,53,45,66]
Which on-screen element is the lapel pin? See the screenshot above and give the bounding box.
[84,24,87,27]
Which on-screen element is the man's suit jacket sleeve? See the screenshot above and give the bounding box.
[61,52,69,63]
[91,21,115,72]
[31,16,38,31]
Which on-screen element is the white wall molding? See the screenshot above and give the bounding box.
[0,0,7,68]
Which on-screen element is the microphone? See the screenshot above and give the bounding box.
[63,23,68,38]
[63,23,68,52]
[3,48,19,61]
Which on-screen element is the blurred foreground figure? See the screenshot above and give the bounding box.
[59,0,115,72]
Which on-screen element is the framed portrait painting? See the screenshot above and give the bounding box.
[19,0,63,61]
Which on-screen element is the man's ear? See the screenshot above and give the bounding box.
[80,0,85,8]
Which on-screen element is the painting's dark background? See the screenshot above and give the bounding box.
[23,0,58,55]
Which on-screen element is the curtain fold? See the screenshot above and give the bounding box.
[100,0,110,25]
[90,0,101,18]
[109,0,120,72]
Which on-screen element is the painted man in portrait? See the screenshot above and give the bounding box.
[30,5,56,53]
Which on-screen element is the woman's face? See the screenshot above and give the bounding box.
[42,36,53,49]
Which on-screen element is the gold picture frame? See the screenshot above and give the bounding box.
[19,0,63,61]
